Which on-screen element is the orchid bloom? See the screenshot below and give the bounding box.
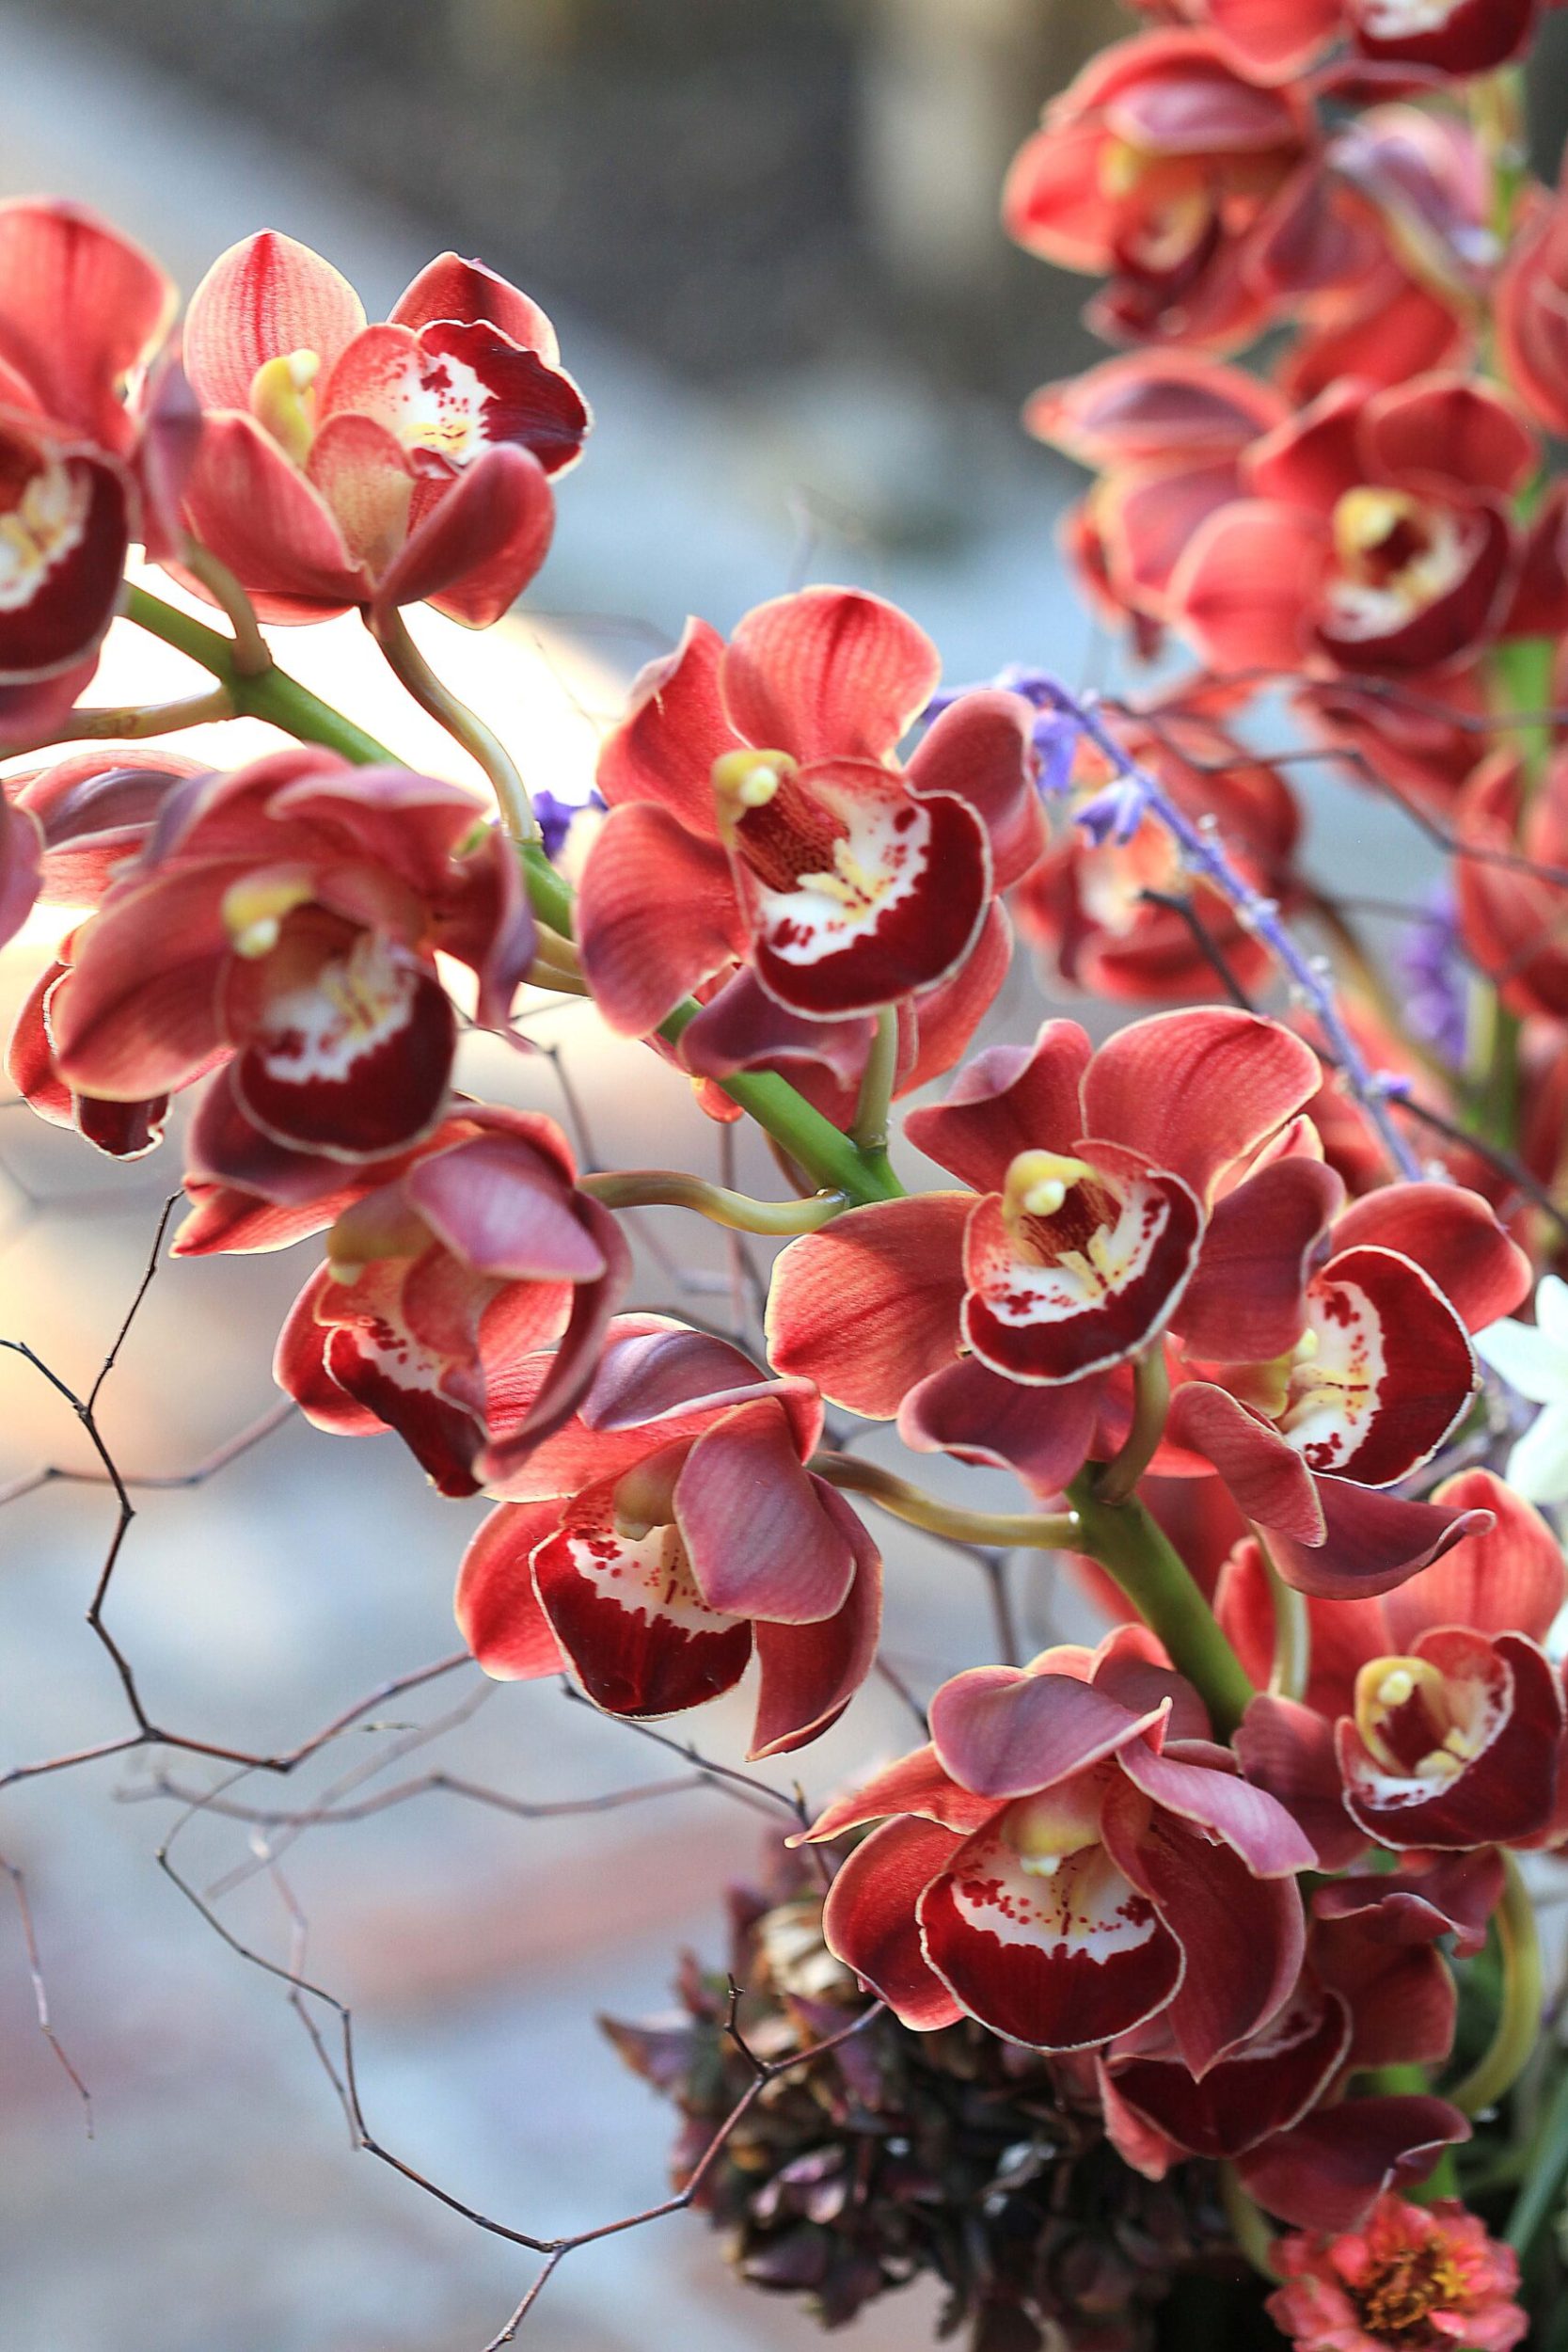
[1004,32,1315,349]
[1166,1182,1530,1597]
[1129,0,1545,85]
[578,587,1041,1032]
[807,1631,1313,2067]
[1172,376,1539,683]
[1232,1471,1567,1852]
[45,747,533,1166]
[1267,2194,1528,2352]
[454,1317,880,1758]
[768,1008,1324,1499]
[1456,749,1568,1026]
[1015,708,1301,1004]
[177,234,587,624]
[0,199,192,740]
[182,1106,634,1499]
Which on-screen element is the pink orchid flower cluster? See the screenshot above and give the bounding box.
[3,0,1568,2330]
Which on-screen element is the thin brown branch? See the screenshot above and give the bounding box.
[1,1854,93,2130]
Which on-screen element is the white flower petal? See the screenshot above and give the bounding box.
[1475,1317,1568,1406]
[1506,1406,1568,1507]
[1535,1275,1568,1351]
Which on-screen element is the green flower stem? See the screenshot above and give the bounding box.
[579,1170,849,1235]
[850,1007,899,1152]
[812,1452,1078,1551]
[5,683,234,755]
[371,606,539,846]
[125,587,909,1208]
[1218,2164,1279,2281]
[1096,1343,1169,1507]
[1253,1525,1309,1704]
[1505,2056,1568,2255]
[127,584,397,764]
[1449,1851,1544,2119]
[178,543,272,676]
[1068,1474,1254,1737]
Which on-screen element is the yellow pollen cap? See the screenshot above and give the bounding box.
[1004,1149,1094,1224]
[249,348,322,466]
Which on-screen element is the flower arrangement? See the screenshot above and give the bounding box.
[8,1,1568,2344]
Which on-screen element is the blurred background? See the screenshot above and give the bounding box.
[2,3,1566,2348]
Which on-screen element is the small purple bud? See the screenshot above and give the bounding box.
[534,787,604,861]
[1033,713,1082,799]
[1074,775,1148,848]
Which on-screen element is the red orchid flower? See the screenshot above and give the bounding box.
[1232,1471,1567,1851]
[1004,32,1315,349]
[669,900,1014,1133]
[1456,747,1568,1021]
[1164,1188,1530,1597]
[1499,159,1568,439]
[1015,710,1301,1004]
[177,234,587,625]
[577,591,1039,1032]
[453,1316,880,1757]
[1172,375,1538,682]
[1130,0,1545,83]
[807,1633,1313,2067]
[45,747,534,1165]
[0,200,194,742]
[1098,1890,1465,2220]
[192,1104,631,1499]
[768,1008,1323,1500]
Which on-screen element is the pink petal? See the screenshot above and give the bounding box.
[1269,1479,1494,1602]
[721,587,941,766]
[908,691,1044,891]
[898,1357,1103,1500]
[1106,1986,1351,2162]
[577,801,747,1036]
[405,1136,604,1279]
[749,1484,881,1756]
[375,442,554,626]
[1206,0,1340,78]
[898,900,1013,1096]
[1170,500,1327,675]
[305,410,415,576]
[1243,383,1369,516]
[1365,375,1538,501]
[1165,1382,1325,1542]
[1103,1781,1304,2076]
[596,618,735,828]
[804,1744,1002,1843]
[391,254,559,358]
[1082,1009,1321,1201]
[454,1501,569,1678]
[1216,1538,1385,1722]
[766,1194,969,1418]
[820,1817,969,2030]
[18,746,201,904]
[0,797,42,950]
[1311,1850,1505,1959]
[182,230,365,412]
[0,199,175,446]
[178,411,364,620]
[1311,1915,1456,2072]
[273,1264,384,1438]
[1383,1470,1565,1649]
[675,1399,856,1624]
[1233,1692,1367,1872]
[1117,1741,1317,1877]
[1236,2096,1468,2232]
[1175,1157,1342,1363]
[904,1019,1092,1192]
[479,1199,631,1479]
[1024,352,1288,468]
[929,1663,1162,1801]
[1328,1182,1530,1331]
[920,1821,1183,2050]
[50,866,230,1098]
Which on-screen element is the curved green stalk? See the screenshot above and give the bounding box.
[813,1452,1078,1551]
[1068,1473,1254,1737]
[1449,1852,1544,2119]
[580,1171,848,1235]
